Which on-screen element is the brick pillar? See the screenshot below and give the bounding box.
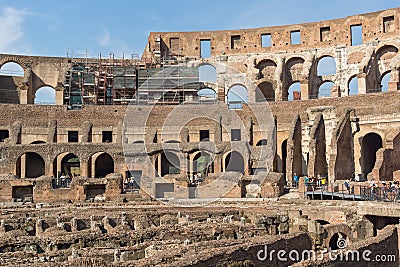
[80,160,89,178]
[214,154,222,173]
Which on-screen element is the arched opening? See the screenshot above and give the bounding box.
[225,151,244,173]
[132,140,144,144]
[376,45,398,61]
[329,232,347,250]
[227,85,248,108]
[95,153,114,178]
[256,139,268,146]
[317,56,336,76]
[256,59,277,79]
[282,140,287,179]
[193,152,214,177]
[161,151,180,176]
[199,65,217,83]
[256,81,275,102]
[197,88,217,102]
[361,133,383,177]
[0,62,24,104]
[16,152,45,178]
[34,86,56,105]
[318,81,334,98]
[348,76,358,96]
[0,62,24,76]
[61,153,80,177]
[287,82,301,101]
[284,57,304,100]
[380,71,391,92]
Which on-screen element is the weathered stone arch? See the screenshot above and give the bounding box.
[316,55,336,75]
[329,109,355,181]
[256,59,277,80]
[16,152,46,178]
[308,114,327,177]
[323,224,352,250]
[256,81,274,102]
[283,57,305,100]
[286,114,303,183]
[223,151,245,173]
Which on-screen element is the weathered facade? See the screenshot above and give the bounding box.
[0,8,399,202]
[0,7,400,267]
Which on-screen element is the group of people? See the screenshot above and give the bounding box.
[124,177,137,191]
[189,172,203,186]
[293,173,328,190]
[366,179,400,200]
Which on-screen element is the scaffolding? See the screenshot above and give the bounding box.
[63,54,200,108]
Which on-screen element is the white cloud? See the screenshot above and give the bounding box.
[99,28,110,47]
[0,7,27,52]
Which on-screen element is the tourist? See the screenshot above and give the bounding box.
[304,176,309,189]
[321,176,327,191]
[344,179,350,193]
[293,173,299,188]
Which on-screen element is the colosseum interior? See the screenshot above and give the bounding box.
[0,7,399,267]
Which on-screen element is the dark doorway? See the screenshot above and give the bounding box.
[95,153,114,178]
[225,151,244,173]
[161,152,180,176]
[25,152,45,178]
[361,133,383,177]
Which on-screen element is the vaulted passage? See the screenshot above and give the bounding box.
[334,118,354,180]
[291,118,303,177]
[193,152,214,177]
[225,151,244,173]
[161,152,180,176]
[314,118,327,177]
[256,81,275,102]
[361,133,383,177]
[16,152,45,178]
[61,153,80,177]
[95,153,114,178]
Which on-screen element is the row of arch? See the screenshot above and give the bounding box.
[16,151,114,179]
[280,123,384,182]
[2,43,397,106]
[156,150,245,177]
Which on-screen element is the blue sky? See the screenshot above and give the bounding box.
[0,1,398,58]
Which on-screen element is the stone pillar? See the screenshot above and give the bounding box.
[180,154,187,175]
[55,86,64,105]
[90,215,96,230]
[388,69,399,92]
[357,74,367,94]
[388,81,399,92]
[71,217,78,231]
[19,88,28,104]
[80,160,89,178]
[120,212,127,226]
[45,160,53,178]
[300,81,309,100]
[330,85,341,97]
[36,219,44,235]
[0,219,6,233]
[21,154,26,178]
[157,154,162,176]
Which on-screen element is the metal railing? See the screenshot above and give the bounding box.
[305,182,400,202]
